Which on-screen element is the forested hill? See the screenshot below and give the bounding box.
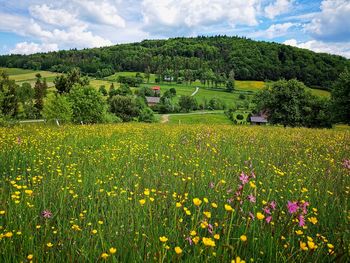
[0,36,349,89]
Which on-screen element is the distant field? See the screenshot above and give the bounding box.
[0,67,36,75]
[0,68,331,99]
[104,72,157,83]
[168,112,231,124]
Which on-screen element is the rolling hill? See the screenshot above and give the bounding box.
[0,36,349,90]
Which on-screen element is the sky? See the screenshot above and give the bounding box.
[0,0,349,58]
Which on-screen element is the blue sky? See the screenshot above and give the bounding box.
[0,0,349,57]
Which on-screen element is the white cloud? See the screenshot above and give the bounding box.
[141,0,261,35]
[252,22,297,39]
[264,0,294,19]
[10,42,58,55]
[283,38,350,58]
[29,4,83,27]
[74,0,126,28]
[304,0,350,42]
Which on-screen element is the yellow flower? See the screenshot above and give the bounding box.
[25,190,33,195]
[46,242,53,248]
[327,243,334,249]
[3,231,12,238]
[193,198,202,206]
[203,211,211,218]
[211,203,218,208]
[256,212,265,220]
[27,254,33,260]
[225,204,234,212]
[192,236,200,245]
[174,246,183,254]
[240,235,247,242]
[214,234,220,240]
[109,247,117,254]
[139,199,146,205]
[202,237,216,247]
[91,229,98,234]
[300,241,308,251]
[0,210,5,215]
[176,202,182,208]
[295,230,303,235]
[308,241,317,250]
[203,198,209,203]
[249,181,256,188]
[308,217,318,224]
[101,253,109,260]
[190,230,197,236]
[231,256,246,263]
[144,189,150,196]
[159,236,168,242]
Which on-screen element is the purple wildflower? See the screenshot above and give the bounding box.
[263,207,271,215]
[270,201,277,210]
[266,216,272,223]
[247,194,256,203]
[239,172,249,185]
[249,212,255,220]
[186,237,193,245]
[41,210,52,219]
[287,201,298,214]
[298,215,305,227]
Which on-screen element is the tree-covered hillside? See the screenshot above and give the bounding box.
[0,36,349,89]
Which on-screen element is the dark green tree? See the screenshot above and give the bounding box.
[68,85,106,124]
[109,95,140,122]
[178,95,198,112]
[330,69,350,124]
[34,73,47,115]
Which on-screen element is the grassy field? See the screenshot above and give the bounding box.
[0,124,349,262]
[168,112,231,124]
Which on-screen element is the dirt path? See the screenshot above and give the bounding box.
[191,87,199,96]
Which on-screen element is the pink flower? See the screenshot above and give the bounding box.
[239,172,249,185]
[247,194,256,203]
[266,216,272,223]
[209,182,215,189]
[208,224,213,234]
[270,201,277,210]
[41,210,52,219]
[300,202,309,214]
[287,201,298,214]
[249,212,255,220]
[298,215,305,227]
[186,237,193,245]
[263,207,271,215]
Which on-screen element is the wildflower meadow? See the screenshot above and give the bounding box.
[0,124,349,262]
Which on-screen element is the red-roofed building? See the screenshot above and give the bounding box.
[152,86,160,95]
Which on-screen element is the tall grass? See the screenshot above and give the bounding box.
[0,124,349,262]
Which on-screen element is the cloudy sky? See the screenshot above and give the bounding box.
[0,0,349,58]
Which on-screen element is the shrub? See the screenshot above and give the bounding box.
[109,95,140,122]
[43,93,73,123]
[68,85,106,124]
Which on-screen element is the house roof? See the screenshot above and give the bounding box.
[250,116,268,123]
[145,96,160,103]
[152,86,160,90]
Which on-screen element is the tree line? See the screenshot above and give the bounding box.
[0,36,349,89]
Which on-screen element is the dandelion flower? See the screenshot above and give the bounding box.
[101,253,109,260]
[46,242,53,248]
[240,235,247,242]
[202,237,216,247]
[256,212,265,220]
[214,234,220,240]
[27,254,33,260]
[109,247,117,254]
[139,199,146,205]
[174,246,183,254]
[225,204,234,212]
[193,198,202,206]
[231,256,246,263]
[159,236,168,242]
